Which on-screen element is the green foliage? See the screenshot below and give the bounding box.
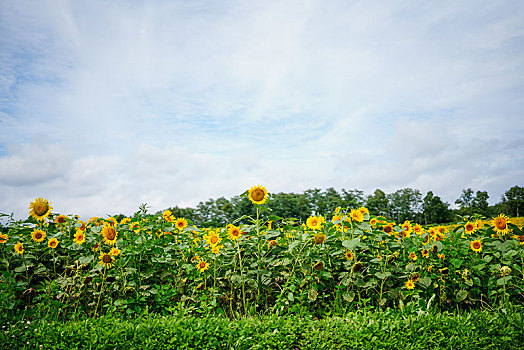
[1,308,523,349]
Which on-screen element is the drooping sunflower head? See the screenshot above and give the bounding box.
[248,185,268,205]
[351,261,363,273]
[14,242,24,254]
[99,251,114,269]
[313,261,324,271]
[492,214,511,235]
[31,229,47,243]
[101,225,118,245]
[175,218,188,231]
[28,198,52,221]
[470,239,482,253]
[48,238,58,249]
[313,233,326,245]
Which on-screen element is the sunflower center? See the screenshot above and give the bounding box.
[103,254,112,263]
[35,232,42,239]
[34,202,49,216]
[232,229,240,236]
[251,189,265,202]
[106,227,116,240]
[466,224,474,231]
[210,236,218,244]
[50,241,56,247]
[496,219,506,230]
[473,242,481,249]
[384,226,392,233]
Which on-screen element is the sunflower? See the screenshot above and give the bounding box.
[307,216,323,230]
[464,221,476,235]
[438,253,445,260]
[513,234,524,245]
[248,185,268,205]
[110,247,121,256]
[358,207,370,216]
[54,214,68,225]
[163,210,174,222]
[196,260,210,273]
[105,217,118,227]
[369,217,378,227]
[409,252,417,261]
[351,262,363,273]
[175,218,188,231]
[405,280,415,290]
[421,249,429,258]
[0,233,8,244]
[99,251,114,269]
[413,224,424,235]
[267,240,278,249]
[349,209,364,223]
[382,223,394,235]
[48,238,58,249]
[492,214,511,235]
[211,244,224,254]
[14,242,24,254]
[101,225,118,245]
[28,198,52,221]
[401,221,413,236]
[120,217,131,225]
[73,231,85,244]
[204,232,221,247]
[470,239,482,253]
[313,233,326,245]
[227,225,242,240]
[31,229,47,243]
[313,261,324,271]
[345,250,354,261]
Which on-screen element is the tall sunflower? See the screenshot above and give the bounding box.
[28,198,52,221]
[101,225,118,245]
[306,216,323,230]
[492,214,511,235]
[227,225,242,240]
[14,242,24,254]
[175,218,188,231]
[73,231,85,244]
[464,221,476,235]
[31,229,47,243]
[349,209,364,223]
[99,251,114,269]
[248,185,268,205]
[196,260,210,273]
[470,239,482,253]
[48,238,59,249]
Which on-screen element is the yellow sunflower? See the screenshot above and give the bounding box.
[421,249,429,258]
[120,217,131,225]
[73,231,85,244]
[248,185,268,205]
[306,216,323,230]
[227,225,242,240]
[405,279,415,290]
[464,221,476,235]
[211,244,224,254]
[382,223,394,235]
[345,250,354,261]
[401,221,413,236]
[54,214,68,225]
[492,214,511,235]
[105,217,118,227]
[413,224,424,235]
[470,239,482,253]
[31,229,47,243]
[14,242,24,254]
[0,233,8,244]
[99,251,114,269]
[175,218,188,231]
[196,260,210,273]
[349,209,364,223]
[409,252,417,261]
[28,198,52,221]
[48,238,59,249]
[110,247,121,256]
[101,225,118,245]
[358,207,370,216]
[204,232,221,246]
[369,217,378,227]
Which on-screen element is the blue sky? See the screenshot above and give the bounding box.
[1,0,523,219]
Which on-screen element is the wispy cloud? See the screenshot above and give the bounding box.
[1,0,523,219]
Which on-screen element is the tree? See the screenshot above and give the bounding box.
[501,185,524,217]
[422,191,453,224]
[471,191,490,217]
[387,188,422,223]
[366,189,389,218]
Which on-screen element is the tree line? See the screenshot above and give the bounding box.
[149,185,523,228]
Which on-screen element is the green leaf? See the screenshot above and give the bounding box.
[342,238,360,250]
[308,289,318,301]
[287,292,294,302]
[419,276,431,288]
[79,255,93,265]
[456,290,467,302]
[450,258,463,268]
[343,291,355,302]
[375,272,391,279]
[497,276,512,285]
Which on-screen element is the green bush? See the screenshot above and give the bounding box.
[1,308,523,349]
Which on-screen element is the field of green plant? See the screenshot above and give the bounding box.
[1,186,523,321]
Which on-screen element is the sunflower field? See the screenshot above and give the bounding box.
[1,186,523,320]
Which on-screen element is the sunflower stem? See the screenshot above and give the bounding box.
[94,267,107,317]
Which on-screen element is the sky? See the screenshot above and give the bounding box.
[1,0,523,220]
